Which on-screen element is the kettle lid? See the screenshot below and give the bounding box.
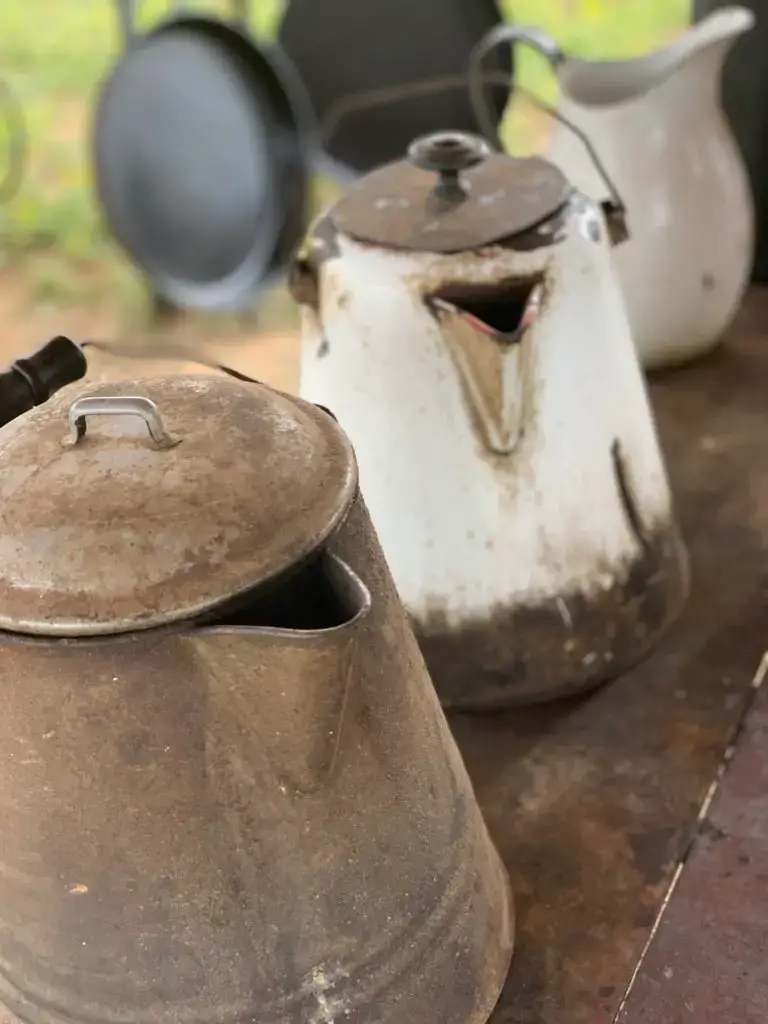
[0,375,357,637]
[329,130,572,253]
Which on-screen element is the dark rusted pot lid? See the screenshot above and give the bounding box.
[0,376,357,637]
[329,131,572,253]
[93,16,313,311]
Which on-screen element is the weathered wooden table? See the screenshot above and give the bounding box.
[451,285,768,1024]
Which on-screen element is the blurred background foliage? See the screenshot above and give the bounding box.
[0,0,688,325]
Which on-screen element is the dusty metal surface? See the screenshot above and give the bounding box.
[617,662,768,1023]
[0,494,513,1024]
[451,285,768,1023]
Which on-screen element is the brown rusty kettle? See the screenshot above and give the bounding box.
[0,374,512,1024]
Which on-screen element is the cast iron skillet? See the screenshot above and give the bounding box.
[93,12,314,312]
[278,0,514,181]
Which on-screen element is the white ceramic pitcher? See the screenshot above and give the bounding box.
[472,7,756,370]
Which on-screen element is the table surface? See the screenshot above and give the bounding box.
[450,284,768,1024]
[1,289,767,1024]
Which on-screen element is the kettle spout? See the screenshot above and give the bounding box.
[429,278,542,455]
[183,553,370,795]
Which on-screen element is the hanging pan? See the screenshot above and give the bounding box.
[278,0,514,181]
[93,7,315,312]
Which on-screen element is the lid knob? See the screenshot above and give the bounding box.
[407,131,493,206]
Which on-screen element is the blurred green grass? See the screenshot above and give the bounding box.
[0,0,688,300]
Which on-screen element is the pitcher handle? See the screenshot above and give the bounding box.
[468,24,628,245]
[469,25,564,147]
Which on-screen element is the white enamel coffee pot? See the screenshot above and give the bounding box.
[291,130,689,709]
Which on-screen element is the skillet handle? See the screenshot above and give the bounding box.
[231,0,249,29]
[115,1,249,48]
[115,0,135,47]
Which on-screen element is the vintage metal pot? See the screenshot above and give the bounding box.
[474,8,756,369]
[0,376,513,1024]
[292,130,690,709]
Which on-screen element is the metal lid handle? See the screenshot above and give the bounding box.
[64,396,181,450]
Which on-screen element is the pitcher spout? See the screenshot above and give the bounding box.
[685,6,756,52]
[183,552,370,795]
[557,6,755,108]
